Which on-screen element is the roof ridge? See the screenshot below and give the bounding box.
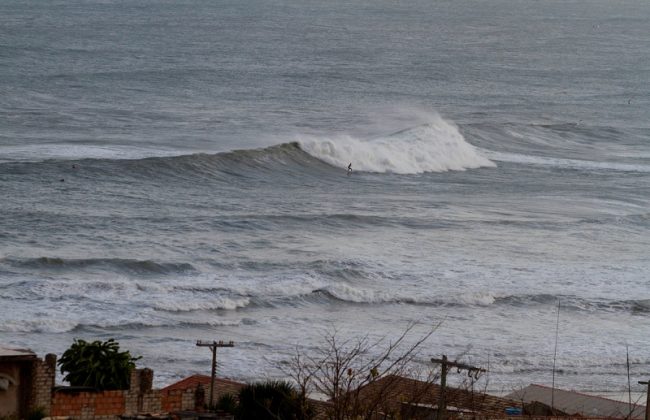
[161,374,246,393]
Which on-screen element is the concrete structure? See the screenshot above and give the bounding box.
[0,346,56,419]
[0,346,37,418]
[507,384,647,419]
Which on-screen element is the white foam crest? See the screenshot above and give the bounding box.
[325,284,393,303]
[322,283,426,304]
[298,115,495,174]
[484,150,650,173]
[184,272,331,300]
[198,319,242,327]
[14,277,153,300]
[225,274,327,298]
[324,284,498,306]
[451,291,497,306]
[0,319,79,333]
[153,296,250,312]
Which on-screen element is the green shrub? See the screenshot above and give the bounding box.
[237,380,313,420]
[58,338,141,390]
[26,407,46,420]
[215,393,238,413]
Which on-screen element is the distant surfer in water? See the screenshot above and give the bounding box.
[347,163,352,176]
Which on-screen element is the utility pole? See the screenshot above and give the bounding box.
[551,299,561,414]
[196,340,234,408]
[431,355,486,420]
[639,380,650,420]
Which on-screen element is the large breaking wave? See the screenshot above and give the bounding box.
[299,114,495,173]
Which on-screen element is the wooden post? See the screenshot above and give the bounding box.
[197,340,234,409]
[431,355,486,420]
[639,380,650,420]
[438,355,448,420]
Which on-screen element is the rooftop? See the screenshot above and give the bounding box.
[0,346,36,360]
[507,384,647,419]
[348,374,520,417]
[161,374,246,397]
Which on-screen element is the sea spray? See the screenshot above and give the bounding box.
[298,114,495,174]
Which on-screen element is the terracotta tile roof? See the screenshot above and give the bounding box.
[161,374,246,398]
[0,346,36,360]
[341,374,520,418]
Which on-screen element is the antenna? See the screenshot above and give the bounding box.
[627,344,632,419]
[551,299,561,413]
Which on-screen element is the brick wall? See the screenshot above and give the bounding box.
[51,390,125,417]
[141,390,164,413]
[15,352,205,419]
[161,389,183,412]
[161,388,197,412]
[47,368,201,419]
[30,353,57,414]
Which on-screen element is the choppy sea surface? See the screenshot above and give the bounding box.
[1,0,649,394]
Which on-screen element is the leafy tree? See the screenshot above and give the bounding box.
[58,338,141,390]
[283,322,441,420]
[237,380,314,420]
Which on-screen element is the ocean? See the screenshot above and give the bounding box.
[1,0,649,394]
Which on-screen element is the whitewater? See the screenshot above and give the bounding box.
[1,0,650,397]
[299,115,495,173]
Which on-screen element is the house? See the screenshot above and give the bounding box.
[0,346,55,419]
[162,373,336,419]
[161,373,246,408]
[0,346,37,418]
[334,374,521,419]
[507,384,646,419]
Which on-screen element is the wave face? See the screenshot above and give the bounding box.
[5,257,196,275]
[299,115,495,174]
[0,118,497,185]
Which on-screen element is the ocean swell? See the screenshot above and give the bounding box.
[4,257,196,275]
